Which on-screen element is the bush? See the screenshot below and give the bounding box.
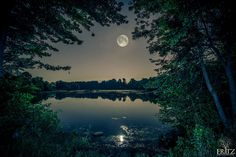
[0,76,78,157]
[170,125,217,157]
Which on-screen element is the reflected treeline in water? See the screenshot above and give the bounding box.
[38,90,157,103]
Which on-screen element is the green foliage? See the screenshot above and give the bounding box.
[31,76,56,91]
[143,60,223,156]
[132,0,236,155]
[132,0,236,123]
[145,61,221,128]
[77,136,91,148]
[134,152,149,157]
[0,76,79,157]
[1,0,127,74]
[170,125,217,157]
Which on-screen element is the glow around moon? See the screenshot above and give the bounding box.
[117,34,129,47]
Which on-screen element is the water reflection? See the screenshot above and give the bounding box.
[113,134,127,146]
[45,96,161,134]
[41,90,171,148]
[112,116,127,120]
[39,90,156,103]
[119,135,124,143]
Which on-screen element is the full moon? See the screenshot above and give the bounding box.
[117,34,129,47]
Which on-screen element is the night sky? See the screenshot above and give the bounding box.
[30,2,157,82]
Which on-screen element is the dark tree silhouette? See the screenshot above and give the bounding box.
[52,78,150,90]
[131,0,236,127]
[0,0,127,76]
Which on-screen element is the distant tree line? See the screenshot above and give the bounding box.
[54,78,151,90]
[23,72,151,91]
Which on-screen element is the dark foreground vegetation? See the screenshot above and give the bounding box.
[0,74,173,156]
[1,0,236,157]
[131,0,236,156]
[0,75,78,157]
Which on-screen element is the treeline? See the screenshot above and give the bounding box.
[55,78,150,90]
[28,74,152,91]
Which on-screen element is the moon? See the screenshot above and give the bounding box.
[117,35,129,47]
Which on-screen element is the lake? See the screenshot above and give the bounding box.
[42,90,172,148]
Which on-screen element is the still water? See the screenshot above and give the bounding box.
[42,90,171,146]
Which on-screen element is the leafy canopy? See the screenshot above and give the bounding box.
[1,0,127,74]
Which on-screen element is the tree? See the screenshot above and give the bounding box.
[131,0,235,127]
[0,0,127,76]
[122,78,127,85]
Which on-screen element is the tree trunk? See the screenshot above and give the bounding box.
[200,59,230,128]
[225,59,236,118]
[0,31,6,77]
[201,16,236,119]
[208,41,236,119]
[207,42,236,119]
